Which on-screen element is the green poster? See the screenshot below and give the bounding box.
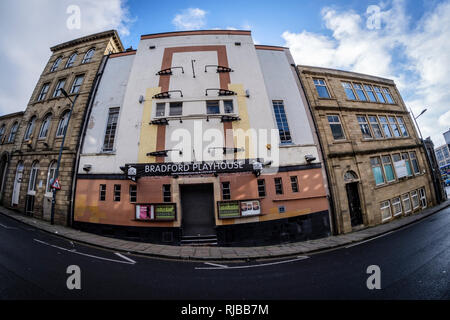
[218,201,240,219]
[155,204,176,220]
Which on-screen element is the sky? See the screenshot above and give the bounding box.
[0,0,449,145]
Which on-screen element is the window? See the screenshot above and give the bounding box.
[37,83,50,101]
[371,157,385,185]
[273,101,292,144]
[114,184,121,201]
[24,116,36,141]
[50,57,62,72]
[364,85,377,102]
[224,100,234,114]
[99,185,106,201]
[419,187,427,208]
[353,83,367,101]
[396,117,408,137]
[401,153,413,176]
[70,75,84,94]
[392,197,402,216]
[8,122,18,143]
[163,184,171,202]
[129,185,137,203]
[28,161,40,193]
[327,115,345,140]
[342,82,356,100]
[65,53,77,68]
[274,177,283,195]
[378,116,392,138]
[56,111,70,137]
[0,125,4,143]
[206,100,220,114]
[221,182,231,200]
[411,190,419,209]
[382,155,395,182]
[169,102,182,116]
[369,116,383,138]
[313,78,330,98]
[357,115,372,139]
[290,176,299,193]
[382,88,394,104]
[380,200,392,221]
[156,103,165,117]
[402,194,411,214]
[409,151,420,174]
[102,108,119,151]
[53,79,66,98]
[373,86,386,103]
[257,179,266,197]
[46,161,57,193]
[39,114,52,139]
[82,48,95,64]
[388,116,401,137]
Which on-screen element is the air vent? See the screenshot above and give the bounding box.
[149,45,156,49]
[235,42,241,46]
[278,206,286,214]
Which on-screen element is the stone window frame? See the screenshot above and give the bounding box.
[50,56,62,72]
[326,114,346,141]
[380,200,392,222]
[313,78,331,98]
[7,121,19,143]
[38,113,52,139]
[65,52,78,69]
[37,82,51,101]
[82,48,96,64]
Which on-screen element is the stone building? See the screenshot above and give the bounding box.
[1,30,123,225]
[297,65,436,234]
[74,30,331,246]
[0,111,24,204]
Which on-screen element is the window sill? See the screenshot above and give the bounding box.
[358,136,412,142]
[345,99,397,106]
[373,173,424,190]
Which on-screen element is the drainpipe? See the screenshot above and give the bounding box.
[291,64,338,235]
[68,54,110,227]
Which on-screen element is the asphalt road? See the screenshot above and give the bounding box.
[0,206,449,300]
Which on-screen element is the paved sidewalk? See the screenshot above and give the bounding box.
[1,200,449,261]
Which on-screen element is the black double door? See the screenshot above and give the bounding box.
[346,182,363,227]
[180,184,216,236]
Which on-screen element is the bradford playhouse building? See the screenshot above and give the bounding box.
[0,29,439,246]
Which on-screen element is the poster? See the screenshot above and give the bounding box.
[154,204,176,220]
[136,204,153,220]
[240,200,261,217]
[218,201,240,219]
[394,160,407,178]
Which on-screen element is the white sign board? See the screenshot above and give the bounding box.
[394,160,407,178]
[240,200,261,216]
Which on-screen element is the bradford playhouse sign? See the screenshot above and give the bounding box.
[122,159,263,179]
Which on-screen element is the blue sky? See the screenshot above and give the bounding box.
[0,0,449,145]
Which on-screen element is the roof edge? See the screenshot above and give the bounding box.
[255,45,288,51]
[0,111,24,120]
[141,30,251,40]
[50,30,123,52]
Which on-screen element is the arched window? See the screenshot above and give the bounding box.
[28,161,40,193]
[56,111,70,137]
[24,116,36,141]
[38,114,52,139]
[50,56,62,72]
[8,122,18,143]
[46,161,57,193]
[65,53,77,68]
[0,125,5,144]
[344,170,359,182]
[82,48,95,64]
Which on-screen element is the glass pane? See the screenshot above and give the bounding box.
[372,166,385,185]
[224,100,234,113]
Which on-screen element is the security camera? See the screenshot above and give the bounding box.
[83,164,92,172]
[305,155,316,162]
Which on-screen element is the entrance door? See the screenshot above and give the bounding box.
[11,162,24,206]
[0,155,8,203]
[345,182,363,227]
[180,184,216,236]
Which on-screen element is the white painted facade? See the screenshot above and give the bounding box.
[79,31,321,174]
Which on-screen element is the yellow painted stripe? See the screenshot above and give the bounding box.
[138,87,161,163]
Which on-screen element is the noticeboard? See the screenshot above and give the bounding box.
[218,200,261,219]
[135,203,176,221]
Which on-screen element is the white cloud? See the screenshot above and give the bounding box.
[172,8,207,31]
[282,0,450,146]
[0,0,133,116]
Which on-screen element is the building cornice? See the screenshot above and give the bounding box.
[50,30,123,52]
[255,45,287,51]
[328,143,422,158]
[0,111,24,120]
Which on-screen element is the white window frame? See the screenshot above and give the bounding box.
[402,193,412,214]
[419,187,427,209]
[38,114,52,139]
[380,200,392,222]
[411,190,419,209]
[28,161,40,195]
[392,197,402,216]
[46,161,57,195]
